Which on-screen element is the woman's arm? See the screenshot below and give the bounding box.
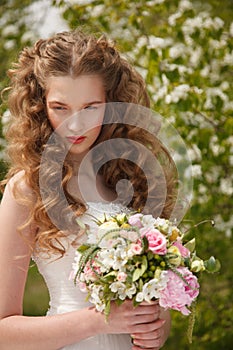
[0,177,168,350]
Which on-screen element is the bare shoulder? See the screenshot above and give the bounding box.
[0,170,37,240]
[5,170,34,199]
[0,171,36,318]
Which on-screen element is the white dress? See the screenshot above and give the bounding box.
[33,202,132,350]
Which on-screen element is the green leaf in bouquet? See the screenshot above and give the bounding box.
[142,236,149,252]
[101,271,117,282]
[138,278,143,291]
[204,256,221,273]
[115,298,124,306]
[184,238,196,253]
[104,300,111,319]
[132,255,148,282]
[132,268,142,282]
[77,244,91,253]
[75,218,87,229]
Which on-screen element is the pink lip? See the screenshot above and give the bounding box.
[66,136,86,144]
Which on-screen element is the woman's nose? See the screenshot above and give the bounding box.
[67,109,104,134]
[67,111,87,134]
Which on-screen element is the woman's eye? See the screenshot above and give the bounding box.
[84,105,98,111]
[53,106,67,111]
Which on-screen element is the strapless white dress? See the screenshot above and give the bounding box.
[33,202,132,350]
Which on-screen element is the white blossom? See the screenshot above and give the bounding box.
[165,84,190,104]
[136,272,168,303]
[141,214,157,228]
[1,24,18,36]
[187,144,202,162]
[148,36,173,49]
[136,36,148,49]
[147,0,165,5]
[189,46,202,67]
[191,164,202,178]
[178,0,193,11]
[223,51,233,65]
[230,22,233,37]
[4,40,16,50]
[169,43,187,59]
[168,11,182,27]
[220,178,233,196]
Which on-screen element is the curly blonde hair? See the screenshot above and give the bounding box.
[2,29,178,256]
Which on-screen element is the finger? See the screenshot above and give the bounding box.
[132,346,160,350]
[131,345,161,350]
[140,300,159,306]
[134,304,160,316]
[131,318,166,335]
[133,312,160,324]
[131,331,164,349]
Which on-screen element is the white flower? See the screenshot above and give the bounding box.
[230,22,233,37]
[165,84,190,104]
[191,164,202,178]
[136,272,168,302]
[2,24,18,36]
[212,17,224,30]
[89,284,105,312]
[88,221,120,248]
[179,0,193,11]
[135,292,144,302]
[141,214,157,228]
[189,47,202,67]
[187,144,202,162]
[112,246,128,270]
[154,218,171,234]
[220,178,233,196]
[169,43,187,59]
[147,0,165,5]
[148,36,173,49]
[110,281,127,300]
[98,248,116,270]
[98,221,119,233]
[191,259,205,272]
[223,51,233,65]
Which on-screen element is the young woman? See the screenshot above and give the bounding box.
[0,29,177,350]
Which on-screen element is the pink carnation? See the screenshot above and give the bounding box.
[128,213,143,228]
[159,267,199,315]
[140,227,167,255]
[173,241,190,258]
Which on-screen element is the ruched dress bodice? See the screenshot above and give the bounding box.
[33,202,132,349]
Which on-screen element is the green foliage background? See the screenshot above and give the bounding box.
[0,0,232,349]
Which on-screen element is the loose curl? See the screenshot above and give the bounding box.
[2,29,178,256]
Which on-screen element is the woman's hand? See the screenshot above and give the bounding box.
[130,318,166,350]
[130,303,171,350]
[102,300,161,335]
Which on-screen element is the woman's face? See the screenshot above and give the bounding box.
[46,74,106,158]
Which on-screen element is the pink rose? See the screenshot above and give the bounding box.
[173,241,190,258]
[140,227,167,255]
[128,213,143,228]
[117,272,127,282]
[130,241,143,255]
[159,267,199,315]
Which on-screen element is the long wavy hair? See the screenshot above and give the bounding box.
[2,29,178,256]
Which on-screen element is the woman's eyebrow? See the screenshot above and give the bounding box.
[83,100,105,105]
[47,100,67,106]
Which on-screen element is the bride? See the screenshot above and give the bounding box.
[0,29,178,349]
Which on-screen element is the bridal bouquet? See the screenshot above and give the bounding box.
[70,211,220,342]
